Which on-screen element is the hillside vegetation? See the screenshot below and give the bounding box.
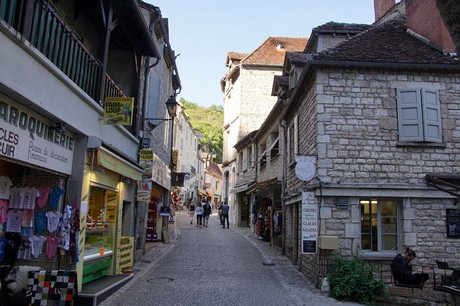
[180,97,223,163]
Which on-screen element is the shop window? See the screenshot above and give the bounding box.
[360,199,400,253]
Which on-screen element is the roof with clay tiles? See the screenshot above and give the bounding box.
[241,37,307,66]
[314,17,459,65]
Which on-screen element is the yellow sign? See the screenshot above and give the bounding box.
[103,97,134,125]
[139,149,153,161]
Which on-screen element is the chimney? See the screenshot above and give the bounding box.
[374,0,396,22]
[406,0,455,53]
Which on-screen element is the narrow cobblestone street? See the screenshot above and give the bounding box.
[99,210,362,306]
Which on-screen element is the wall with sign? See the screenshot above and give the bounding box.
[302,192,318,254]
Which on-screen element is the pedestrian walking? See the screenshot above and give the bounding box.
[188,201,195,225]
[195,202,204,228]
[217,202,223,225]
[222,202,229,229]
[202,200,211,227]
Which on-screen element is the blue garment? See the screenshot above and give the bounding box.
[49,187,64,209]
[35,211,47,233]
[0,236,7,258]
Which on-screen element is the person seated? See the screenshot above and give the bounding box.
[391,248,429,287]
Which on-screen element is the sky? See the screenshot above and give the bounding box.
[146,1,376,107]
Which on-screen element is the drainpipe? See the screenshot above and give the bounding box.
[280,118,287,255]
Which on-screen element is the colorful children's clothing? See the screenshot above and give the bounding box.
[21,187,40,210]
[37,186,52,208]
[29,235,46,258]
[0,176,13,199]
[49,187,64,209]
[45,236,61,259]
[6,209,23,233]
[0,199,8,222]
[46,211,62,233]
[34,211,47,234]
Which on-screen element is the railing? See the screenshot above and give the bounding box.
[0,0,125,106]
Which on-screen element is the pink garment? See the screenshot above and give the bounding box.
[0,200,8,223]
[45,236,61,259]
[37,186,52,208]
[21,209,34,227]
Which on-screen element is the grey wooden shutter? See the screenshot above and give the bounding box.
[396,89,423,142]
[422,89,442,143]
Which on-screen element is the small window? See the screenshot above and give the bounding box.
[288,116,298,165]
[260,153,267,167]
[360,199,400,253]
[237,152,243,173]
[396,88,442,143]
[270,139,279,158]
[247,146,253,169]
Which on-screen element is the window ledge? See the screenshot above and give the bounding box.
[359,252,398,261]
[396,142,447,148]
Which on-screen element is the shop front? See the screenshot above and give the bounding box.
[78,147,142,286]
[0,93,79,301]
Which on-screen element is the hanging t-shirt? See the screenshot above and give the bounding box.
[21,187,40,210]
[46,211,62,233]
[6,210,22,233]
[0,199,8,223]
[35,211,47,234]
[8,187,23,209]
[20,226,34,237]
[36,186,52,208]
[0,176,13,199]
[49,187,64,209]
[21,209,34,227]
[29,235,46,258]
[46,236,61,259]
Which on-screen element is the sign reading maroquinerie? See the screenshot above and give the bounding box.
[0,96,74,174]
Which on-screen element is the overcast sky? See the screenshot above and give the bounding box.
[146,1,376,107]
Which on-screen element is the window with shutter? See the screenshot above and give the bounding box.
[396,88,442,143]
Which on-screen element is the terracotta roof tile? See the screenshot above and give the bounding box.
[314,17,459,65]
[242,37,307,66]
[227,51,248,61]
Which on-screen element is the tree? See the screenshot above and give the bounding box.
[180,97,223,163]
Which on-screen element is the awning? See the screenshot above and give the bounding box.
[230,181,255,194]
[197,188,207,196]
[246,178,280,194]
[97,148,143,181]
[425,174,460,198]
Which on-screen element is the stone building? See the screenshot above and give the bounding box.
[275,0,460,304]
[221,37,307,227]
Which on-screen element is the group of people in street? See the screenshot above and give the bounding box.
[187,199,230,229]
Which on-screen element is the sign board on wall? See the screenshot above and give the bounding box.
[103,97,133,125]
[302,192,318,254]
[0,95,74,174]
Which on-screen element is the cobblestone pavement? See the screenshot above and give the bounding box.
[101,210,362,306]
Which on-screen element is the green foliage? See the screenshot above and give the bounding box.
[327,256,386,306]
[180,97,223,163]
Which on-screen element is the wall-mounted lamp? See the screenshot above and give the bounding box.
[143,96,179,129]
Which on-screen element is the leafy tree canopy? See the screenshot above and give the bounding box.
[180,97,223,163]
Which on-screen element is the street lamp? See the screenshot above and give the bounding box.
[143,96,178,130]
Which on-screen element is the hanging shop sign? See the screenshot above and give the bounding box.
[302,191,318,254]
[295,156,316,182]
[139,149,153,175]
[0,96,74,174]
[103,97,134,125]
